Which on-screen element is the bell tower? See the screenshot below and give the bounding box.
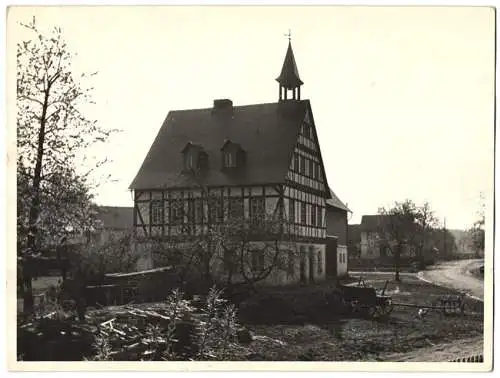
[276,31,303,101]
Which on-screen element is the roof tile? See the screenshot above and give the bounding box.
[130,100,310,190]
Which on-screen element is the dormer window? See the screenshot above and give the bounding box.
[221,140,245,170]
[181,142,208,173]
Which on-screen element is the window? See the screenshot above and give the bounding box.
[300,156,306,175]
[311,204,317,226]
[195,198,204,223]
[251,250,265,271]
[184,153,195,171]
[221,141,244,170]
[198,152,209,171]
[187,198,195,224]
[317,251,323,274]
[303,122,313,139]
[208,195,224,223]
[317,206,322,227]
[303,122,309,137]
[170,200,184,225]
[250,197,265,221]
[228,198,244,220]
[224,152,235,168]
[288,199,295,223]
[151,201,164,224]
[301,202,307,225]
[293,154,299,171]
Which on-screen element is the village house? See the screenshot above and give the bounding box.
[91,206,134,244]
[325,190,350,277]
[359,215,416,259]
[129,40,350,285]
[60,206,134,246]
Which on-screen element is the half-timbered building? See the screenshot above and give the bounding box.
[129,40,349,285]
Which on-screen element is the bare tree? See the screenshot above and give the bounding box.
[139,179,297,297]
[16,17,116,314]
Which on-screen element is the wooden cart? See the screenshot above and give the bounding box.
[336,279,394,320]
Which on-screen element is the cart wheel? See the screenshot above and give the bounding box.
[371,303,393,320]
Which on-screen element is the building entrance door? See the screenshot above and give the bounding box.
[309,249,315,283]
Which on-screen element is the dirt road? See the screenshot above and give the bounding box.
[351,260,486,362]
[419,259,484,301]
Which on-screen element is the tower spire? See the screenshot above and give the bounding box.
[276,32,303,101]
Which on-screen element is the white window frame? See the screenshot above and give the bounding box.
[151,201,164,225]
[224,151,236,168]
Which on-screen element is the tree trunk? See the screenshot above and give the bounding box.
[23,88,49,315]
[394,244,402,282]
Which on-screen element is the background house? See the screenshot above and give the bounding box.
[325,189,350,277]
[360,214,416,259]
[65,206,134,246]
[92,206,134,244]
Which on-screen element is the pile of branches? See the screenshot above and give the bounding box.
[18,287,250,361]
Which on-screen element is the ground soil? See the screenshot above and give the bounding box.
[17,266,485,361]
[240,274,484,361]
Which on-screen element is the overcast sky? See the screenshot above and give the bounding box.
[8,6,494,230]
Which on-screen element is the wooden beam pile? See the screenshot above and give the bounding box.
[90,305,183,361]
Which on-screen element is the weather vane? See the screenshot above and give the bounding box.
[284,29,292,42]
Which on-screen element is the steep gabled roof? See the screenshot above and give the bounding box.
[130,100,313,190]
[326,188,351,212]
[360,214,394,232]
[276,41,304,89]
[96,206,134,230]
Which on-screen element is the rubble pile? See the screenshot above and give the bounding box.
[89,304,202,360]
[18,292,252,361]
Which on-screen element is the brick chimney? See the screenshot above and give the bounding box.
[213,99,233,112]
